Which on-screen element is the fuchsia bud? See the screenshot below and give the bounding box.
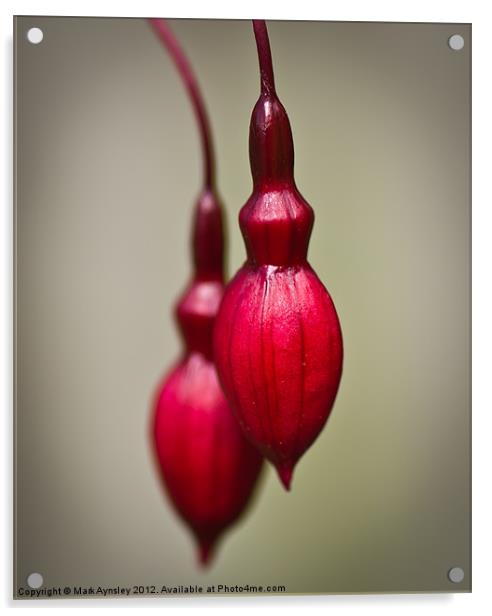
[149,19,263,565]
[213,20,343,491]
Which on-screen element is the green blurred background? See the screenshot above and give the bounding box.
[14,17,470,594]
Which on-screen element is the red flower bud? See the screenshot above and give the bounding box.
[152,197,263,566]
[149,20,263,565]
[213,21,343,491]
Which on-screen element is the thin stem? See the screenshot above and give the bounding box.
[252,20,276,96]
[149,18,215,190]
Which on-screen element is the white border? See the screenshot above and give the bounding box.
[2,1,491,614]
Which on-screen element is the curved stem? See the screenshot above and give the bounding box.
[149,18,215,190]
[252,20,276,96]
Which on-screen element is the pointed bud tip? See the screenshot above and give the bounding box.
[276,465,294,491]
[197,539,215,567]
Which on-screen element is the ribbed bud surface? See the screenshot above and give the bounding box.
[153,353,263,564]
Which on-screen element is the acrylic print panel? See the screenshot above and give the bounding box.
[14,16,471,598]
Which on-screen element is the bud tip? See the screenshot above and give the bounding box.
[197,538,215,567]
[276,465,294,491]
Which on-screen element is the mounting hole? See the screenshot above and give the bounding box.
[448,567,465,583]
[27,572,44,589]
[26,27,43,45]
[448,34,464,51]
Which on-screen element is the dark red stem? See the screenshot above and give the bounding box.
[149,18,215,190]
[149,18,224,356]
[252,20,276,96]
[248,20,295,190]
